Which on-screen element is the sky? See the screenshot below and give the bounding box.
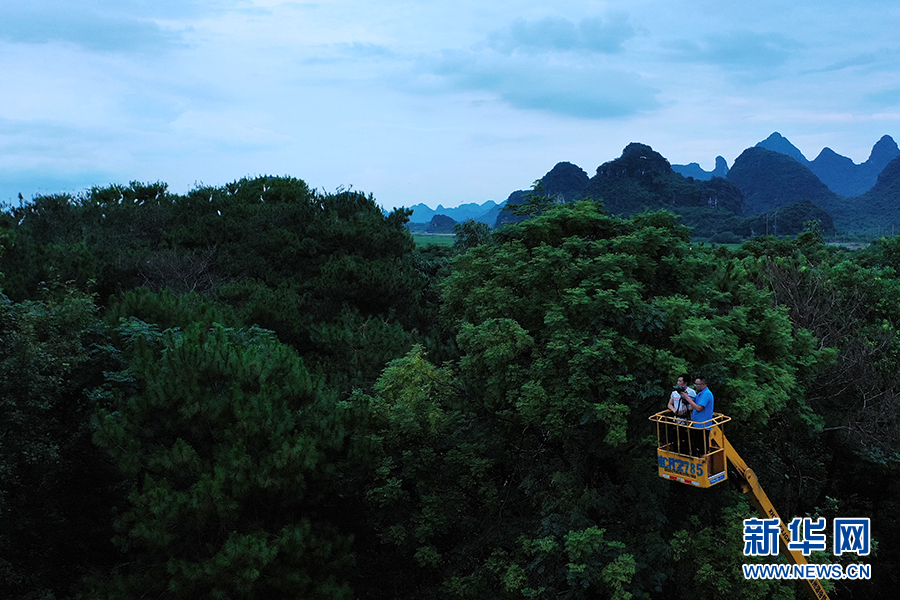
[2,0,900,210]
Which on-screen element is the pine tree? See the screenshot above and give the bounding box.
[92,322,355,599]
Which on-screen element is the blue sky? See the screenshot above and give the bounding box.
[2,0,900,210]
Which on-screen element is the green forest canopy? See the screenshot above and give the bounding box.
[0,176,898,599]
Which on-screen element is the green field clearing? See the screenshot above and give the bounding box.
[412,233,455,247]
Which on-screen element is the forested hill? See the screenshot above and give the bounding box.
[3,175,900,600]
[727,146,900,233]
[583,143,743,215]
[496,161,590,227]
[850,154,900,231]
[726,147,843,216]
[496,137,900,237]
[495,143,826,239]
[497,143,744,228]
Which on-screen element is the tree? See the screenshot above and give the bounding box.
[0,284,120,600]
[452,219,492,252]
[90,322,356,599]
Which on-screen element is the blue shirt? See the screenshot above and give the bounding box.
[692,387,714,429]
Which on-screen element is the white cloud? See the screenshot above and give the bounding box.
[0,2,193,54]
[661,30,799,70]
[487,13,635,55]
[412,49,658,119]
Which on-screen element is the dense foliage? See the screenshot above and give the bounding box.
[0,285,119,599]
[0,177,433,389]
[90,322,355,599]
[1,178,898,599]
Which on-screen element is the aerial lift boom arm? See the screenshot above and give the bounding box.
[719,428,831,600]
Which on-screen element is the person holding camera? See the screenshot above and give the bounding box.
[666,373,696,454]
[668,373,696,421]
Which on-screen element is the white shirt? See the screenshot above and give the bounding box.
[670,387,697,415]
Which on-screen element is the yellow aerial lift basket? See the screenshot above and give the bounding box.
[648,410,730,488]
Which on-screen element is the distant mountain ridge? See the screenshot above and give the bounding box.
[756,132,900,196]
[493,134,900,237]
[423,131,900,238]
[407,200,499,224]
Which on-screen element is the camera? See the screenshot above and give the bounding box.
[672,385,687,392]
